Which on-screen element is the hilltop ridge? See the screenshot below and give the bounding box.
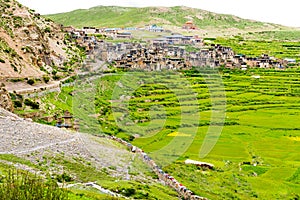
[46,5,292,36]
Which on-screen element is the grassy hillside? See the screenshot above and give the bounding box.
[46,6,285,31]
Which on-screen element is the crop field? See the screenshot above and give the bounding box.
[35,68,300,199]
[210,36,300,62]
[241,30,300,42]
[78,68,300,199]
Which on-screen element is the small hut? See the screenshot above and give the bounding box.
[56,110,79,130]
[62,110,73,128]
[56,118,63,128]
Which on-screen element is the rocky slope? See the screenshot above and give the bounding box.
[0,86,13,111]
[0,107,132,177]
[0,107,179,199]
[0,0,83,80]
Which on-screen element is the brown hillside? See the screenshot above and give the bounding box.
[0,0,82,80]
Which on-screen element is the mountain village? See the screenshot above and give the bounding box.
[1,0,300,199]
[64,23,295,72]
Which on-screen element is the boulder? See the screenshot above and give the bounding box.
[0,87,13,112]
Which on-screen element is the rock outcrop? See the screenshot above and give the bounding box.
[0,87,13,112]
[0,0,83,80]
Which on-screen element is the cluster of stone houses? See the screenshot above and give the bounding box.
[94,42,191,70]
[145,24,164,32]
[63,24,166,41]
[88,40,288,70]
[64,26,132,41]
[152,34,203,45]
[65,26,293,71]
[64,20,197,37]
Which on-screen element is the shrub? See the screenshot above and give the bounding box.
[40,66,46,72]
[45,18,53,22]
[53,75,61,80]
[62,76,76,84]
[52,70,57,75]
[9,93,16,100]
[121,188,136,197]
[13,100,22,108]
[11,64,18,72]
[10,78,24,82]
[27,79,35,85]
[128,135,135,141]
[43,76,50,83]
[44,27,51,33]
[24,98,39,109]
[16,93,23,99]
[0,169,68,200]
[55,172,73,183]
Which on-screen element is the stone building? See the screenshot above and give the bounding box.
[182,21,197,30]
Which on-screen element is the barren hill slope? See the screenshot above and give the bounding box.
[0,107,142,179]
[0,0,83,79]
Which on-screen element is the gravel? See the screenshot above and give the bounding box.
[0,108,136,179]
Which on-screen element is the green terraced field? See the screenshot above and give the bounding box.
[211,36,300,62]
[35,68,300,199]
[242,30,300,41]
[84,68,300,199]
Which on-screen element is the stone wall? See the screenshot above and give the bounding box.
[102,135,208,200]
